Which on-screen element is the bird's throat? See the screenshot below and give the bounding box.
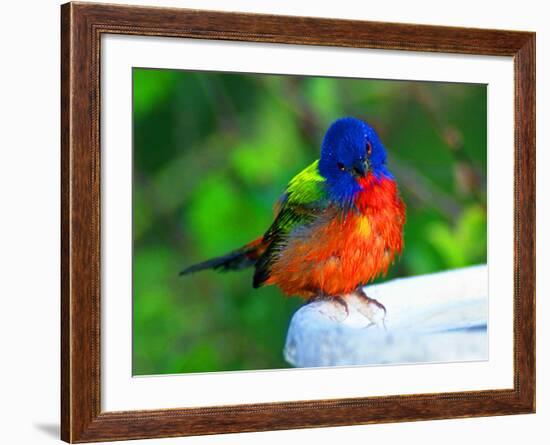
[354,173,399,213]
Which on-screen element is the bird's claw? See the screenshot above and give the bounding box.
[355,288,387,328]
[311,294,349,323]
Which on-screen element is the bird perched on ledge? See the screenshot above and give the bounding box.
[180,117,406,319]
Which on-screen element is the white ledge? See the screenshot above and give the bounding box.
[284,265,488,368]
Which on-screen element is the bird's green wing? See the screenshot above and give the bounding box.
[253,160,327,288]
[286,159,326,205]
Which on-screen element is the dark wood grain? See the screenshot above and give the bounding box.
[60,4,70,440]
[60,2,536,442]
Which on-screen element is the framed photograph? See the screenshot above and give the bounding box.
[61,2,535,442]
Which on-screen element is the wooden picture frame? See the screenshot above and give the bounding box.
[61,1,535,442]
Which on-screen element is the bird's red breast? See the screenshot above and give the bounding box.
[265,173,406,298]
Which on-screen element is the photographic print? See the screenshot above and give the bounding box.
[132,68,488,376]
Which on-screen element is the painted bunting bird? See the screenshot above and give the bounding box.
[180,117,405,317]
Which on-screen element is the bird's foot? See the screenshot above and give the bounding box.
[310,294,349,323]
[355,288,387,329]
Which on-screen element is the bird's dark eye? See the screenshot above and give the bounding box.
[366,141,373,156]
[337,162,346,172]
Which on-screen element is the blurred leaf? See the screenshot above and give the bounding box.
[305,77,342,119]
[426,205,487,269]
[133,68,178,117]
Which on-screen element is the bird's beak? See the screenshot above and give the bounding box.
[352,159,370,178]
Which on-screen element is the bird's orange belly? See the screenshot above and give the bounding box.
[266,211,403,298]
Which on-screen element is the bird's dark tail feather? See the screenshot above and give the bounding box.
[179,238,263,276]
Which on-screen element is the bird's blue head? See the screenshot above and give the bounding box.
[318,117,393,207]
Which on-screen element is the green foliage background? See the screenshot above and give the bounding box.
[133,68,487,375]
